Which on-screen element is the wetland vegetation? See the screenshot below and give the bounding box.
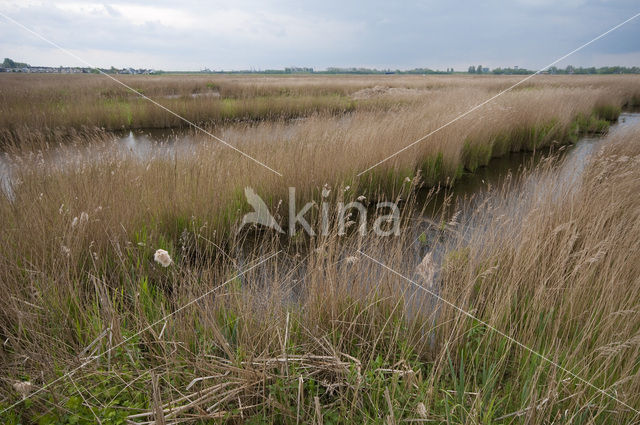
[1,73,639,424]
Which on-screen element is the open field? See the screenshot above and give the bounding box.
[1,74,640,423]
[1,74,639,139]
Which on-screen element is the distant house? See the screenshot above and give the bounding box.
[482,67,489,73]
[284,67,314,74]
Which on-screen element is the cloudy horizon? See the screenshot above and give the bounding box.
[0,0,639,71]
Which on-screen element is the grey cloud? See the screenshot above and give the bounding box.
[0,0,637,70]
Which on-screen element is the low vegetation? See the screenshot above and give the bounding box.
[1,74,638,139]
[0,74,639,423]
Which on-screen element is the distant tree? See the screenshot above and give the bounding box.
[476,65,483,74]
[2,57,29,68]
[468,65,476,74]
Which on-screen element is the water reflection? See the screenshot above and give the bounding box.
[409,112,640,282]
[421,112,640,219]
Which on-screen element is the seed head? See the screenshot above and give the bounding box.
[154,249,172,267]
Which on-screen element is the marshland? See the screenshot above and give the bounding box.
[1,73,640,424]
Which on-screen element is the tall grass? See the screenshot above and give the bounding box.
[1,74,638,139]
[0,75,639,423]
[1,121,639,424]
[0,78,632,263]
[430,128,640,422]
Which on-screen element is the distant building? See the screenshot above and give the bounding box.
[284,67,313,73]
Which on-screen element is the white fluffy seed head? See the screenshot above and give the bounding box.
[154,249,172,267]
[13,381,33,399]
[416,402,427,418]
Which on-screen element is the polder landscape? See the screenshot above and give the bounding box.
[2,4,640,425]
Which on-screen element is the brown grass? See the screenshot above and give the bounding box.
[1,75,635,262]
[1,123,638,423]
[1,74,638,139]
[0,75,639,423]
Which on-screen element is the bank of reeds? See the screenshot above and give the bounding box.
[1,117,639,424]
[1,75,640,423]
[1,74,639,139]
[0,78,632,268]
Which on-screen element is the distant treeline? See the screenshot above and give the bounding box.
[3,57,639,75]
[177,65,640,75]
[323,67,454,74]
[489,65,640,75]
[200,67,454,75]
[1,58,29,68]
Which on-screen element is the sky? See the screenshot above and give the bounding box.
[0,0,638,71]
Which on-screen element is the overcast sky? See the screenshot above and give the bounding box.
[0,0,638,71]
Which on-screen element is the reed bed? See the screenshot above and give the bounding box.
[0,75,639,423]
[0,77,634,268]
[1,120,639,424]
[1,74,639,138]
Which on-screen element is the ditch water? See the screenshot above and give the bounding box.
[422,112,640,217]
[409,112,640,275]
